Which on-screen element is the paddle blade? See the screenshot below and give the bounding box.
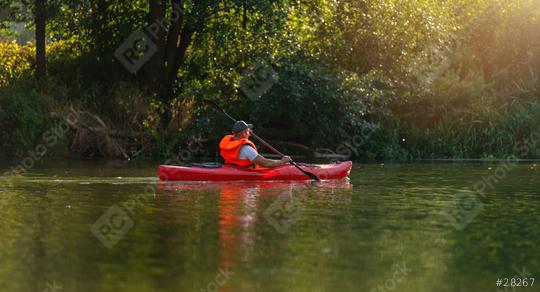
[305,171,321,181]
[291,161,320,181]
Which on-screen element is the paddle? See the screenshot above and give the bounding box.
[205,99,321,181]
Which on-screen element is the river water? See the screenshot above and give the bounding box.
[0,160,538,292]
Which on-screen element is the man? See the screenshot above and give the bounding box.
[219,121,291,168]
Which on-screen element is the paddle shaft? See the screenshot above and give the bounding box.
[207,100,320,180]
[249,133,316,178]
[250,133,284,156]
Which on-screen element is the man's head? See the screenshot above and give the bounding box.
[232,120,253,138]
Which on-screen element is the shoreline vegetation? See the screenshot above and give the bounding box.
[1,0,539,162]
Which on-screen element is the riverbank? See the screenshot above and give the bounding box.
[2,0,539,161]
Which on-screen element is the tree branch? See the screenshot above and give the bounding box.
[147,0,167,87]
[168,24,195,85]
[164,0,185,83]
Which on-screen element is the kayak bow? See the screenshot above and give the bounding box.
[158,161,352,181]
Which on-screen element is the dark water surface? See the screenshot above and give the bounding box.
[0,160,539,292]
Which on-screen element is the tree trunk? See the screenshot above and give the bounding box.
[158,25,195,131]
[156,0,197,132]
[146,0,167,89]
[35,0,46,79]
[146,0,208,132]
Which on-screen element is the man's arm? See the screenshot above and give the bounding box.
[252,155,291,168]
[239,145,292,168]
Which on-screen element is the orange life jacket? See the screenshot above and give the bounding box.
[219,135,258,167]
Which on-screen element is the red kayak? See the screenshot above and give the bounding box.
[157,161,352,181]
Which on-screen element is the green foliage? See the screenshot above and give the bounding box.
[395,98,540,159]
[246,55,390,147]
[0,40,33,85]
[1,0,540,160]
[0,80,51,156]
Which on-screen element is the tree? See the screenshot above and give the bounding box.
[141,0,294,133]
[0,0,49,78]
[145,0,197,131]
[34,0,46,79]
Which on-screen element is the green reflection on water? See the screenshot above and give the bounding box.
[0,161,538,292]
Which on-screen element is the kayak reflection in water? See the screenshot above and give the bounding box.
[219,120,292,168]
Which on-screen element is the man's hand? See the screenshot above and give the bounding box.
[280,156,292,164]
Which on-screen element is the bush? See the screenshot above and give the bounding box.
[183,54,395,159]
[0,40,33,86]
[0,81,51,157]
